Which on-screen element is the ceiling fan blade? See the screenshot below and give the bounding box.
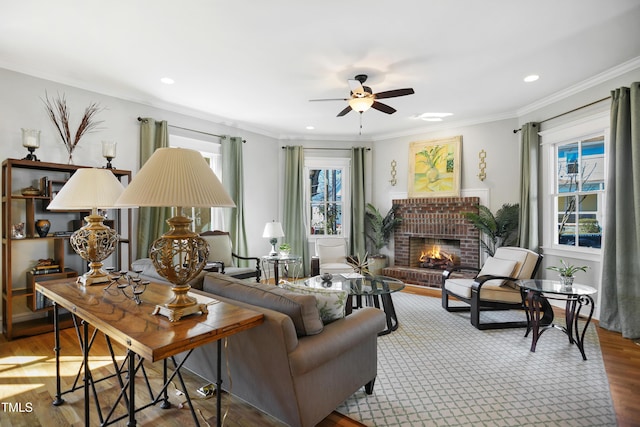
[374,88,415,99]
[309,98,349,102]
[371,101,396,114]
[348,79,365,96]
[337,105,353,117]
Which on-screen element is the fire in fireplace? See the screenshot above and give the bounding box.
[418,245,461,270]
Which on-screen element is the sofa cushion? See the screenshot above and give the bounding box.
[203,273,323,336]
[280,281,348,324]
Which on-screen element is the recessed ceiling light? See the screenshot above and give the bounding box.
[413,112,453,121]
[524,74,539,83]
[160,77,175,85]
[306,125,315,130]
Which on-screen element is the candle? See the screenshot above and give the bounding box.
[21,129,40,148]
[102,141,117,158]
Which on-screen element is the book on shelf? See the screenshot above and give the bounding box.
[32,266,61,275]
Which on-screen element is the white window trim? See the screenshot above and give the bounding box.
[539,111,609,261]
[304,157,351,242]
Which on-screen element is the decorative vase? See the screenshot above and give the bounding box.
[35,219,51,238]
[426,167,439,183]
[560,275,574,288]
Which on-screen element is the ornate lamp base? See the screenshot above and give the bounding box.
[70,214,119,287]
[152,303,208,322]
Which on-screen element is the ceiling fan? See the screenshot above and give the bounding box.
[310,74,415,117]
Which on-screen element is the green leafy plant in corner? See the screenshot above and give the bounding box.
[365,203,402,254]
[547,259,589,278]
[462,203,519,257]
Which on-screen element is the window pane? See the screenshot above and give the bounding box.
[578,195,602,248]
[326,203,342,235]
[557,195,576,246]
[581,136,605,191]
[557,142,579,193]
[310,203,325,235]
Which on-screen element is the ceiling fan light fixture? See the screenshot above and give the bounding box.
[348,97,374,113]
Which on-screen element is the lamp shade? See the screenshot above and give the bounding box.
[115,147,235,208]
[263,221,284,238]
[348,97,374,113]
[47,168,125,211]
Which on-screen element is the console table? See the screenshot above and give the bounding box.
[517,279,597,361]
[36,277,263,426]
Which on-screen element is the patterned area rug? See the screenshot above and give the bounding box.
[337,292,616,426]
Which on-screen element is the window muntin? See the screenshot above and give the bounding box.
[554,135,604,249]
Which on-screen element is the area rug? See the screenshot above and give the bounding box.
[336,292,616,426]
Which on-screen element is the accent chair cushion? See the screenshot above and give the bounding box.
[478,256,518,285]
[201,234,234,266]
[280,281,348,324]
[493,246,539,279]
[202,273,324,336]
[444,278,522,303]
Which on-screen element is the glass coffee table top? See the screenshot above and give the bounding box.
[517,279,597,296]
[302,274,405,296]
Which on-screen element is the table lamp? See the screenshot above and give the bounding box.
[47,168,125,285]
[263,221,284,256]
[116,147,235,322]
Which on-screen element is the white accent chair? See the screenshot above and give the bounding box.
[311,238,355,277]
[200,231,261,281]
[442,246,547,330]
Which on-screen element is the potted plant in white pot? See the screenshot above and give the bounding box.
[365,203,402,275]
[547,259,589,288]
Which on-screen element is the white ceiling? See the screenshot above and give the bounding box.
[2,1,640,140]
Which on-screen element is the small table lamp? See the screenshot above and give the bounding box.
[47,168,125,285]
[263,221,284,256]
[116,147,236,322]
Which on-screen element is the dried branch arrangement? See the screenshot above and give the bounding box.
[42,91,104,163]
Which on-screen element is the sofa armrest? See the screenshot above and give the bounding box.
[288,307,385,376]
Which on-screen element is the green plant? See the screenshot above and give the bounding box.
[462,203,519,257]
[417,145,444,168]
[547,259,589,277]
[278,243,291,251]
[365,203,402,254]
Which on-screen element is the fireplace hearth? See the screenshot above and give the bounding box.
[383,197,480,288]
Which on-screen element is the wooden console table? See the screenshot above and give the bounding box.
[36,277,263,426]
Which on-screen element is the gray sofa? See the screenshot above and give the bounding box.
[173,273,386,427]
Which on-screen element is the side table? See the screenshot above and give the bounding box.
[517,279,597,360]
[261,255,302,285]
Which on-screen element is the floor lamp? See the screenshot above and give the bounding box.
[116,147,235,321]
[47,168,125,286]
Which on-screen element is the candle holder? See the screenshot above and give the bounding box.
[102,141,117,169]
[21,129,41,161]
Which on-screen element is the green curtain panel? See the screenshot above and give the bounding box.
[283,146,309,276]
[600,83,640,339]
[222,136,248,264]
[518,122,540,251]
[350,147,367,258]
[136,118,170,259]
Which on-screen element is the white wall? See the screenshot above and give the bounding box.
[0,68,281,263]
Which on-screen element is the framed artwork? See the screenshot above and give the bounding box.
[408,136,462,197]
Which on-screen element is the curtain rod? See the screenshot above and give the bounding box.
[281,146,371,151]
[512,96,611,133]
[137,117,246,142]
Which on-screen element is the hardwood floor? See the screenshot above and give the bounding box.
[1,287,638,426]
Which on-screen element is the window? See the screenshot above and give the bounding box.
[553,134,605,249]
[170,134,224,232]
[305,157,351,238]
[540,111,608,254]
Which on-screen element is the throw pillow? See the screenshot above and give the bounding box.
[280,281,348,324]
[477,256,518,286]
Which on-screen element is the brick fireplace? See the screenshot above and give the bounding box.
[382,197,480,288]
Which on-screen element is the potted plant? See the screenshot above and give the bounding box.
[278,243,291,257]
[462,203,519,257]
[365,203,402,275]
[547,259,589,287]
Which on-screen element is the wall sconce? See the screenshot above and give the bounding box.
[390,160,397,186]
[478,150,487,181]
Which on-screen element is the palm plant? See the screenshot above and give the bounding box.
[462,203,519,256]
[365,203,402,254]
